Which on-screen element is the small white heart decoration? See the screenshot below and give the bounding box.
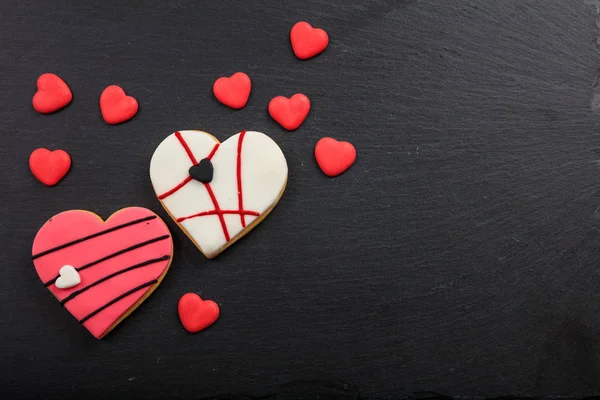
[149,130,288,258]
[54,265,81,289]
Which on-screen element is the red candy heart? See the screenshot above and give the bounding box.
[268,93,310,131]
[290,21,329,60]
[178,293,220,333]
[29,148,71,186]
[315,137,356,177]
[100,85,138,125]
[32,73,72,114]
[213,72,251,109]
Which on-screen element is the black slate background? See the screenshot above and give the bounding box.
[2,0,600,398]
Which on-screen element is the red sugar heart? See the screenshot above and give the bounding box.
[100,85,138,125]
[32,73,72,114]
[290,21,329,60]
[29,148,71,186]
[268,93,310,131]
[213,72,251,109]
[178,293,220,333]
[315,137,356,177]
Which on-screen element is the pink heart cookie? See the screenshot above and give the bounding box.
[31,207,173,339]
[150,130,288,258]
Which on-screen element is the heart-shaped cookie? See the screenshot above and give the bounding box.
[150,130,288,258]
[100,85,138,124]
[32,73,72,114]
[213,72,251,109]
[32,207,173,339]
[178,293,220,333]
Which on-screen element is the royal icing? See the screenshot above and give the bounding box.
[149,130,288,258]
[55,265,81,289]
[178,293,220,333]
[31,207,173,339]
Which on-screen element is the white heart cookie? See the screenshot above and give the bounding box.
[55,265,81,289]
[149,130,288,258]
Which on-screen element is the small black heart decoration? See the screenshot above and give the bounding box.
[188,158,213,183]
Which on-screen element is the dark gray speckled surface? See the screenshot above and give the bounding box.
[1,0,600,398]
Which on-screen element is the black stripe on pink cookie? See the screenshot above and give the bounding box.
[78,279,159,324]
[44,234,170,286]
[61,255,171,305]
[32,215,157,260]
